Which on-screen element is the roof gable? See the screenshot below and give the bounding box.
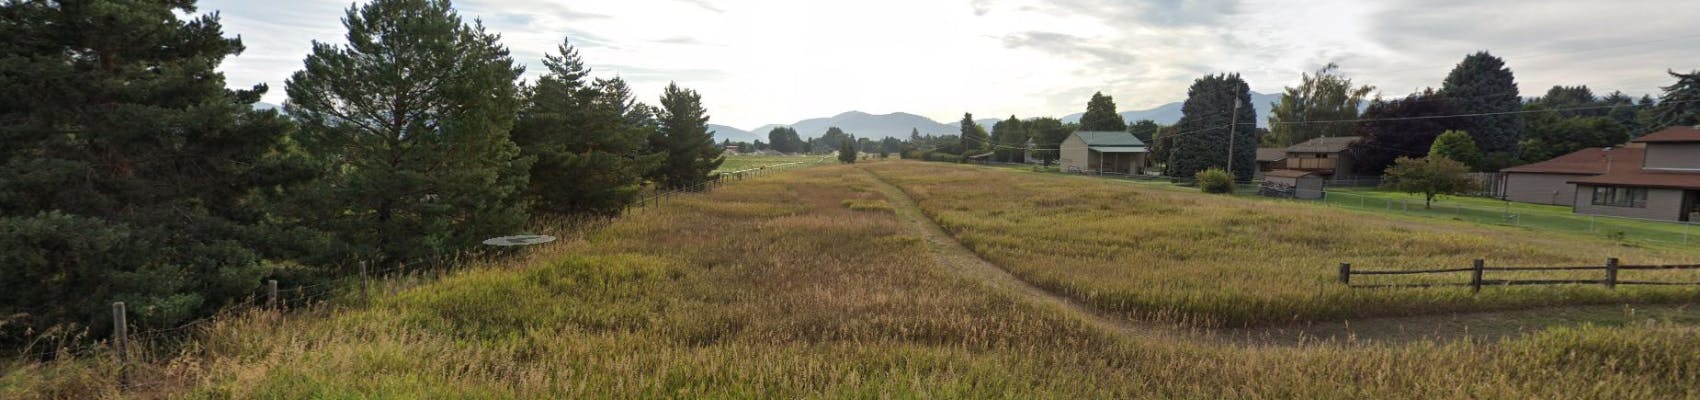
[1073,131,1145,147]
[1502,147,1643,175]
[1633,126,1700,143]
[1286,136,1362,153]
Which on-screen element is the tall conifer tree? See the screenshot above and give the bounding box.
[511,39,658,216]
[1439,52,1522,168]
[0,0,300,339]
[655,82,723,189]
[1167,74,1257,180]
[283,0,529,265]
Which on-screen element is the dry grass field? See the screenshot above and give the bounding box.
[863,161,1700,328]
[5,162,1699,398]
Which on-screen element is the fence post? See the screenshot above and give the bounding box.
[1471,259,1485,294]
[267,279,279,310]
[1605,258,1619,289]
[359,261,369,298]
[1338,263,1351,285]
[111,302,127,364]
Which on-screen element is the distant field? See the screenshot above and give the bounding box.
[863,161,1700,327]
[715,154,822,173]
[7,164,1700,398]
[1322,186,1698,246]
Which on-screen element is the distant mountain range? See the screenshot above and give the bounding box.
[258,94,1284,145]
[711,91,1282,143]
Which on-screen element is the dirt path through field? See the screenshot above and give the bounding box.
[858,165,1700,347]
[858,167,1209,344]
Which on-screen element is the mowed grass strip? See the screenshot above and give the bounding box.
[863,161,1700,327]
[6,165,1700,399]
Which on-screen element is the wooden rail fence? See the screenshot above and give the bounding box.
[1339,258,1700,292]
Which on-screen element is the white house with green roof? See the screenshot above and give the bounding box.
[1060,131,1148,175]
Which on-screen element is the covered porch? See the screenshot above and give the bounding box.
[1088,146,1147,175]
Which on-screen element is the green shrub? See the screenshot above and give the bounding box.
[1196,168,1235,194]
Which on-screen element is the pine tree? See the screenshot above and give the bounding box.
[0,0,302,340]
[1080,92,1128,131]
[510,39,657,217]
[284,0,530,265]
[959,113,987,158]
[838,135,858,163]
[1167,74,1257,180]
[1652,70,1700,128]
[1439,52,1523,166]
[655,82,723,189]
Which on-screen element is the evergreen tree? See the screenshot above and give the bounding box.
[1080,92,1128,131]
[1428,130,1481,169]
[1651,70,1700,128]
[1167,73,1257,180]
[1534,85,1600,118]
[767,126,804,154]
[1128,119,1161,143]
[1439,51,1523,166]
[817,127,850,152]
[654,82,723,189]
[0,0,304,340]
[510,39,657,217]
[959,113,986,158]
[838,135,858,163]
[284,0,529,265]
[1266,63,1374,147]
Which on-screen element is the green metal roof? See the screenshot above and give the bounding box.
[1074,131,1146,147]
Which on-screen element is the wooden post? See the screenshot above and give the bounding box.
[1338,263,1351,285]
[1605,258,1619,289]
[1471,259,1485,294]
[359,261,369,298]
[267,279,279,309]
[111,302,127,364]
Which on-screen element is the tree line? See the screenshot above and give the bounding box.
[899,52,1698,182]
[0,0,725,347]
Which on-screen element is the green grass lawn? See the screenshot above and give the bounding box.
[1317,187,1698,247]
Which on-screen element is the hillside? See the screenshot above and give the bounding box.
[1060,91,1281,128]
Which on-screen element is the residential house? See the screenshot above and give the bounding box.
[1499,147,1641,205]
[1059,131,1148,175]
[1282,136,1362,179]
[1256,148,1287,177]
[1566,126,1700,222]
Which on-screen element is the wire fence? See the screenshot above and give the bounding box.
[9,158,829,383]
[1268,186,1699,245]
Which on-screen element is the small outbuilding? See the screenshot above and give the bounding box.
[1260,169,1325,199]
[1059,131,1148,175]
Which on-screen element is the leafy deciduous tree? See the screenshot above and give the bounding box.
[1080,92,1128,132]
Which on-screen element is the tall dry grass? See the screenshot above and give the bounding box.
[2,164,1697,398]
[863,161,1700,327]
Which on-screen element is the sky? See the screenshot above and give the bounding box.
[201,0,1700,129]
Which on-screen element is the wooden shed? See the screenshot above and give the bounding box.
[1260,169,1325,199]
[1059,131,1148,175]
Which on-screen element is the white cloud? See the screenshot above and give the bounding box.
[202,0,1700,129]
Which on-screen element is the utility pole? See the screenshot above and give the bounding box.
[1226,97,1239,179]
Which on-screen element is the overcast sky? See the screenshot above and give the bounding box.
[202,0,1700,129]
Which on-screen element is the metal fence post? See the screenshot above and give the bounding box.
[1339,263,1351,285]
[1471,259,1485,294]
[1605,258,1619,289]
[111,302,127,364]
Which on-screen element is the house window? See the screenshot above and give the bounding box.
[1591,186,1648,208]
